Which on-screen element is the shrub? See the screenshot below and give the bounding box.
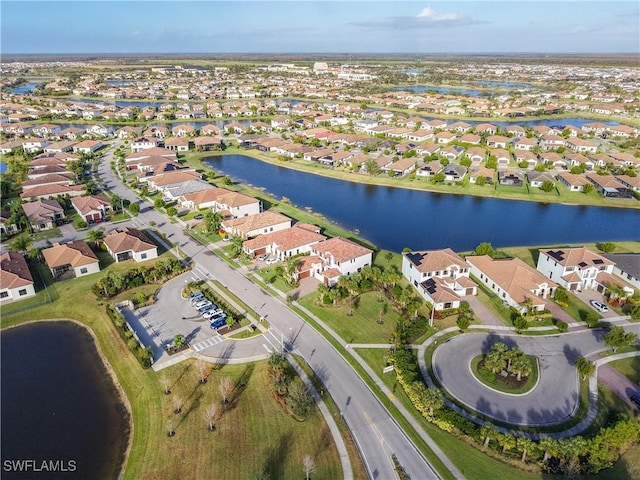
[556,320,568,332]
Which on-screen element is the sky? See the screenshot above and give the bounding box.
[1,1,639,54]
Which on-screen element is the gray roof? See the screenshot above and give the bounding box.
[164,179,213,198]
[602,254,640,280]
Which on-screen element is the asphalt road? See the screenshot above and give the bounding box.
[433,329,640,426]
[97,142,444,480]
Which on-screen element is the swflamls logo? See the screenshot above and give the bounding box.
[3,459,77,472]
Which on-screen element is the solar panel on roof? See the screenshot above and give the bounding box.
[593,259,604,264]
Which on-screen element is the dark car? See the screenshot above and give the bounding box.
[194,214,204,220]
[631,394,640,409]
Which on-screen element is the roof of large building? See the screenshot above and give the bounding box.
[404,248,469,273]
[0,251,34,290]
[602,253,640,280]
[312,237,373,263]
[104,227,156,254]
[42,241,98,268]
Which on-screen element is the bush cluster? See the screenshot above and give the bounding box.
[106,304,153,368]
[267,353,314,420]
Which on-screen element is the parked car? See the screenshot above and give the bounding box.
[194,300,213,310]
[198,303,216,313]
[210,317,228,330]
[203,308,224,319]
[188,291,203,301]
[590,300,609,313]
[630,393,640,409]
[257,253,269,261]
[194,214,204,220]
[265,257,278,265]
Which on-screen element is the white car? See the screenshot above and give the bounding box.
[265,257,278,265]
[257,253,269,261]
[590,300,609,313]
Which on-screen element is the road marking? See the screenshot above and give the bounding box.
[262,344,273,354]
[191,335,226,352]
[364,411,385,445]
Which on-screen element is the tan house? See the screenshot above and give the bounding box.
[71,195,111,223]
[0,252,36,302]
[42,241,100,279]
[104,228,158,263]
[221,211,292,239]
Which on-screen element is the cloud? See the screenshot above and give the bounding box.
[351,5,485,30]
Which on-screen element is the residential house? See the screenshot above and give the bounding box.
[42,241,100,279]
[440,145,464,162]
[70,195,111,223]
[22,138,51,153]
[469,166,494,185]
[416,161,443,178]
[458,133,481,145]
[222,211,292,239]
[566,138,598,154]
[44,140,76,153]
[0,211,19,236]
[164,137,190,152]
[180,187,261,218]
[527,171,555,188]
[131,137,159,152]
[22,199,65,231]
[20,183,85,200]
[171,124,195,137]
[402,249,477,310]
[104,227,158,263]
[615,175,640,193]
[586,173,631,198]
[537,247,632,295]
[467,255,557,313]
[72,140,103,154]
[513,137,537,151]
[443,164,467,182]
[602,254,640,290]
[310,237,373,286]
[498,169,524,187]
[381,158,417,177]
[0,252,36,302]
[465,146,487,164]
[557,172,591,192]
[486,135,509,148]
[242,225,326,260]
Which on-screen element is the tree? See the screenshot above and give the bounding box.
[604,326,637,353]
[86,227,105,248]
[498,432,517,453]
[473,242,496,258]
[228,235,244,258]
[596,242,616,253]
[539,181,555,193]
[582,183,594,194]
[476,176,486,186]
[128,202,140,215]
[364,158,380,175]
[480,422,499,447]
[196,359,211,384]
[10,235,32,254]
[423,388,444,416]
[576,356,595,381]
[432,172,445,184]
[456,314,470,331]
[516,437,535,463]
[219,376,234,404]
[511,357,532,381]
[173,334,186,348]
[166,206,178,217]
[302,455,316,480]
[221,175,233,186]
[203,403,220,431]
[160,374,171,395]
[172,395,183,414]
[203,210,222,233]
[514,316,529,332]
[286,379,314,418]
[154,198,165,209]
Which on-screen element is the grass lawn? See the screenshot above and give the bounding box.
[607,357,640,385]
[298,290,397,345]
[255,266,294,293]
[556,292,594,323]
[472,277,512,326]
[1,258,343,479]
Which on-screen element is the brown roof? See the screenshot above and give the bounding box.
[466,255,557,305]
[147,171,201,186]
[222,211,291,235]
[0,251,34,289]
[539,247,614,269]
[22,199,64,223]
[181,187,258,208]
[404,248,469,273]
[243,226,326,252]
[70,195,110,215]
[42,241,98,268]
[104,227,156,254]
[20,184,84,199]
[312,237,373,263]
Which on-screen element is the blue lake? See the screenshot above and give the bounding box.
[1,322,129,480]
[203,154,640,252]
[10,83,39,94]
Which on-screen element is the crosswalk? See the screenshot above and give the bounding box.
[191,335,227,352]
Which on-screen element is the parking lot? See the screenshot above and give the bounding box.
[122,271,226,362]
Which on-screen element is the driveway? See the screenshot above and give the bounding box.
[574,289,619,319]
[597,363,640,411]
[432,330,615,426]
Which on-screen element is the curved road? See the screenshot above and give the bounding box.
[433,329,639,426]
[97,143,447,480]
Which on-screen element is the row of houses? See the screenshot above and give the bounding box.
[0,228,158,302]
[402,246,638,313]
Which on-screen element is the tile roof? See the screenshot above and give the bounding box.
[70,195,110,215]
[0,251,34,289]
[540,247,614,268]
[223,211,291,235]
[104,227,156,254]
[312,237,373,263]
[243,225,326,252]
[404,248,469,273]
[42,241,98,268]
[22,199,64,223]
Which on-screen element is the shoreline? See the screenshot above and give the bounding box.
[191,148,640,211]
[2,318,133,480]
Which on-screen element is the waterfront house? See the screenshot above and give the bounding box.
[586,173,631,198]
[467,255,557,314]
[242,225,326,260]
[221,211,292,239]
[402,249,477,310]
[179,187,261,218]
[0,252,36,302]
[42,241,100,279]
[602,254,640,290]
[557,172,591,192]
[310,237,373,286]
[527,171,555,188]
[498,170,524,187]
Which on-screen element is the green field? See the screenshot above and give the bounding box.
[608,357,640,385]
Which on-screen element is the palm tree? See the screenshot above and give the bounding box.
[86,227,105,248]
[228,235,244,258]
[576,356,595,381]
[10,235,32,254]
[516,437,535,463]
[480,422,499,448]
[484,351,506,374]
[498,433,517,453]
[284,256,300,286]
[423,388,444,416]
[316,284,329,304]
[512,357,532,381]
[504,348,523,372]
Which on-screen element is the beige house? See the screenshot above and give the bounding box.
[222,211,292,239]
[0,252,36,302]
[104,228,158,263]
[42,241,100,279]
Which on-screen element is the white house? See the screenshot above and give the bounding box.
[104,227,158,263]
[310,237,373,286]
[536,247,632,295]
[243,225,326,260]
[467,255,557,313]
[0,252,36,302]
[222,211,292,239]
[402,249,477,310]
[603,254,640,291]
[42,241,100,279]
